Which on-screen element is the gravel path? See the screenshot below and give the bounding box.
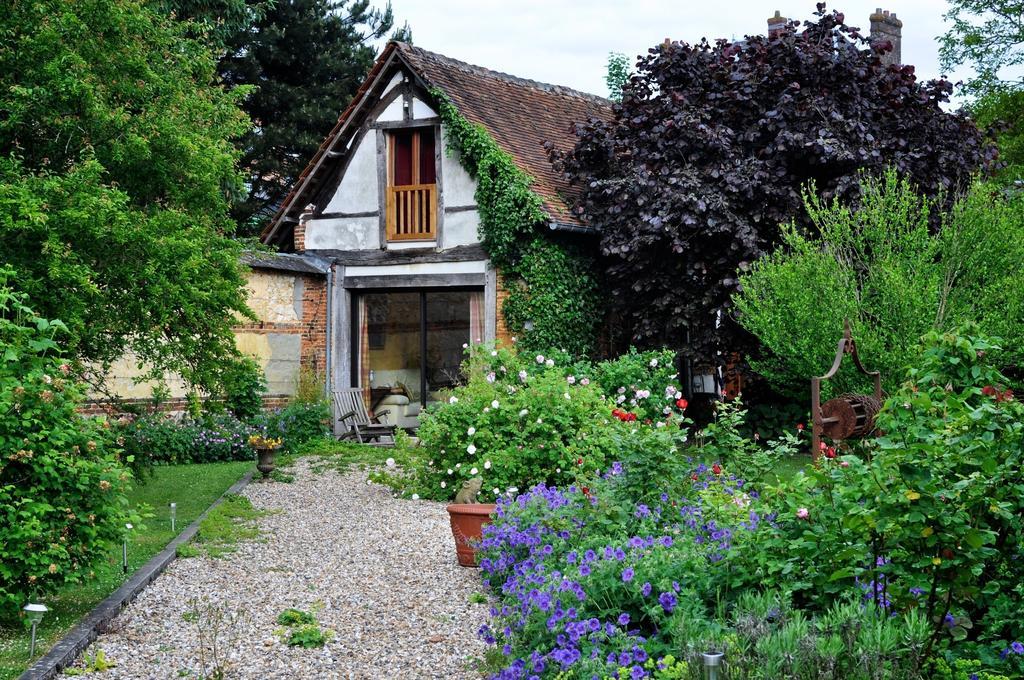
[61,459,488,679]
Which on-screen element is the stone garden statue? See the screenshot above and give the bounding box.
[454,477,483,504]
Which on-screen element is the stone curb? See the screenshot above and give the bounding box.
[18,469,256,680]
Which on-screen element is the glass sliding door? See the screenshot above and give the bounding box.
[356,289,484,417]
[358,292,422,408]
[425,291,474,398]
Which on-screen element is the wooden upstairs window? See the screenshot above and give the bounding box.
[387,128,437,241]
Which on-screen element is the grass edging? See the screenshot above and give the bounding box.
[17,469,255,680]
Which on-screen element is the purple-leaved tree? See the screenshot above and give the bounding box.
[550,4,996,371]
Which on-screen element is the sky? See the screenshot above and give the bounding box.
[384,0,977,100]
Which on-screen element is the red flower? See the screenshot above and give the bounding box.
[824,447,837,459]
[819,441,828,451]
[691,472,699,481]
[796,423,805,431]
[982,385,998,396]
[581,486,590,496]
[712,464,722,475]
[676,398,688,409]
[576,458,583,466]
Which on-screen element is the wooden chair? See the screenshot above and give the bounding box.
[333,388,397,444]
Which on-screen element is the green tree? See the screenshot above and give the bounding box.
[0,0,253,392]
[940,1,1024,184]
[939,0,1023,94]
[216,0,396,231]
[972,87,1024,182]
[604,52,629,102]
[733,171,1024,397]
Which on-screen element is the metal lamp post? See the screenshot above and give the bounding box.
[24,603,47,658]
[169,502,177,533]
[122,523,133,575]
[702,651,724,680]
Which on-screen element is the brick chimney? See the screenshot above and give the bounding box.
[869,8,903,66]
[767,10,788,38]
[295,203,315,253]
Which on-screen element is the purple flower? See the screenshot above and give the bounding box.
[658,591,677,613]
[641,582,652,597]
[1013,641,1024,655]
[579,564,591,577]
[617,613,630,626]
[622,567,634,582]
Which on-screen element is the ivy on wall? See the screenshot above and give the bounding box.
[433,91,602,356]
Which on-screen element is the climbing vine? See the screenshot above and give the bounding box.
[433,91,602,356]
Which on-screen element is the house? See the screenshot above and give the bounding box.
[259,41,612,429]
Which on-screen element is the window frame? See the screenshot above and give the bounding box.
[385,126,439,243]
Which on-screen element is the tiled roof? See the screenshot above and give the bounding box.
[262,42,611,247]
[394,43,611,227]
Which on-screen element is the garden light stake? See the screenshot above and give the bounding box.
[24,603,47,659]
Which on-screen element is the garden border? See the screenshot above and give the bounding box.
[17,469,256,680]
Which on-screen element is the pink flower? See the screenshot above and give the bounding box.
[796,508,809,520]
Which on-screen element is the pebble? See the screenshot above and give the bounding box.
[61,459,489,679]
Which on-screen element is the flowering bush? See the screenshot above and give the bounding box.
[476,466,945,679]
[466,329,1024,678]
[118,413,253,468]
[395,345,689,502]
[592,347,683,423]
[0,278,133,615]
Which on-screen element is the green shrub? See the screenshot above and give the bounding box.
[0,275,134,616]
[217,356,266,421]
[592,347,682,422]
[758,327,1024,667]
[735,172,1024,398]
[118,412,253,470]
[255,400,331,453]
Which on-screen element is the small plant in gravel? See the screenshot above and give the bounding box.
[277,608,316,626]
[285,623,332,648]
[189,494,267,558]
[65,649,117,674]
[185,598,250,680]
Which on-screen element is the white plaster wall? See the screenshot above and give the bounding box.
[324,133,378,213]
[412,96,437,119]
[443,209,481,247]
[440,126,478,207]
[346,260,487,276]
[305,216,380,250]
[381,73,403,99]
[377,98,404,122]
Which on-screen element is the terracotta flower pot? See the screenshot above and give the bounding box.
[446,503,497,567]
[254,446,278,479]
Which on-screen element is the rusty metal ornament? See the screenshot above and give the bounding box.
[811,320,883,459]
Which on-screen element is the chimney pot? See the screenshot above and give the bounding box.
[767,10,788,37]
[869,8,903,66]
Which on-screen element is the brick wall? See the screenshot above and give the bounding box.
[80,395,291,417]
[495,270,515,348]
[300,275,328,376]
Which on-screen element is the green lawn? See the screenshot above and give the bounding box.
[0,460,252,680]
